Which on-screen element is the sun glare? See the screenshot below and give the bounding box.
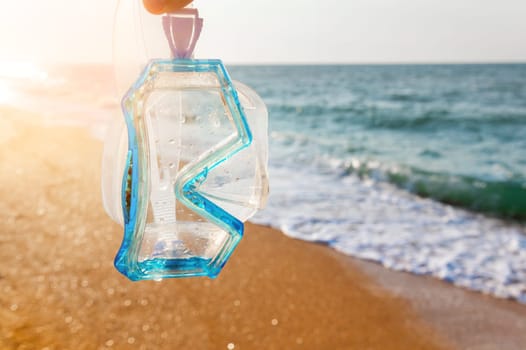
[0,61,48,105]
[0,61,47,81]
[0,81,12,104]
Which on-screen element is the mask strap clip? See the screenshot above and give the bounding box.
[162,8,203,59]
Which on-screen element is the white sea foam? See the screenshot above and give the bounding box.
[251,166,526,303]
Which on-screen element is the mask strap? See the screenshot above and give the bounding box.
[162,8,203,59]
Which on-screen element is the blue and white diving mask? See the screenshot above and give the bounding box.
[101,3,269,281]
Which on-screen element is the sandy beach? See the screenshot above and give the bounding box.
[1,107,526,350]
[0,109,454,349]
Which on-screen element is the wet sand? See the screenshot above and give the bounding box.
[0,109,449,349]
[355,259,526,350]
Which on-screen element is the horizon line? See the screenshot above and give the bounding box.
[61,61,526,66]
[11,59,526,66]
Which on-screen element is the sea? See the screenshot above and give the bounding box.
[2,62,526,303]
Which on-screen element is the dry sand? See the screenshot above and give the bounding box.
[0,109,453,349]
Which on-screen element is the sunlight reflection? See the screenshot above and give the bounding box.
[0,80,11,104]
[0,61,48,105]
[0,61,48,80]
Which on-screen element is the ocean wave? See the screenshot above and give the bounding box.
[387,92,434,103]
[252,166,526,304]
[361,110,526,130]
[344,161,526,221]
[270,103,364,117]
[270,101,526,132]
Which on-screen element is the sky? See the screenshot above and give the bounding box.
[0,0,525,64]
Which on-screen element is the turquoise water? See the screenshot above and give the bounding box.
[230,64,526,220]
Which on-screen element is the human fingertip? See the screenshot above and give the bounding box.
[163,0,194,13]
[143,0,166,14]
